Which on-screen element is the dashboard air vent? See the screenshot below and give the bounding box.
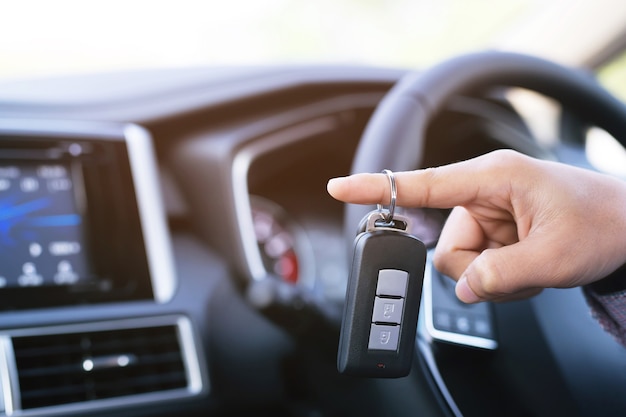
[12,324,188,410]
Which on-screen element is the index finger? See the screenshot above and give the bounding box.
[326,150,525,208]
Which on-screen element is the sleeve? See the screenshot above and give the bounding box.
[583,266,626,348]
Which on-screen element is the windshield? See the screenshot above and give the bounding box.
[2,0,626,80]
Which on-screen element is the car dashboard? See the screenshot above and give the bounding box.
[0,64,624,417]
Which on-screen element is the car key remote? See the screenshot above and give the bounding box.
[337,210,426,378]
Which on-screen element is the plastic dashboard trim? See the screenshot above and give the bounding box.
[123,124,177,302]
[229,93,384,282]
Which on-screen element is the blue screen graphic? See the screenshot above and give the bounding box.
[0,163,89,288]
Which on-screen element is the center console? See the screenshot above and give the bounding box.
[0,120,204,417]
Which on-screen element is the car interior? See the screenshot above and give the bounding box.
[1,2,626,417]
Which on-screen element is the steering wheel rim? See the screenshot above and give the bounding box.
[347,50,626,230]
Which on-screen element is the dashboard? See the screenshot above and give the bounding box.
[0,63,625,417]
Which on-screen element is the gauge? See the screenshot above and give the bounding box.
[250,195,315,288]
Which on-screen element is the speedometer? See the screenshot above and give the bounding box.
[250,195,314,288]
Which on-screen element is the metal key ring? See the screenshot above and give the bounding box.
[377,169,396,223]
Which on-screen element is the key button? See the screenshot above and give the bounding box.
[376,269,408,297]
[368,324,400,351]
[372,297,403,324]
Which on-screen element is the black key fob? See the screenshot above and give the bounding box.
[337,211,426,378]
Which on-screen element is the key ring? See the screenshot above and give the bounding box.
[377,169,396,223]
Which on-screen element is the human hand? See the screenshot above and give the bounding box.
[327,150,626,303]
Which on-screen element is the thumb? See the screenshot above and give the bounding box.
[455,276,482,303]
[454,241,548,303]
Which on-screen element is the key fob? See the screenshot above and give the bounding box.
[337,211,426,378]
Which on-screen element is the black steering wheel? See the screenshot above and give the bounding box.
[346,51,626,416]
[347,50,626,228]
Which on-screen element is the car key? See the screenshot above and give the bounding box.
[337,209,426,378]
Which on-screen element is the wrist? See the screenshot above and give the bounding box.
[587,263,626,295]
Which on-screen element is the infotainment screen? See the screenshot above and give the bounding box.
[0,121,175,310]
[0,162,90,288]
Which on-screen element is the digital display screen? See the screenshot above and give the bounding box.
[0,162,90,288]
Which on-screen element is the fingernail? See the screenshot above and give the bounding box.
[326,177,344,194]
[456,275,481,304]
[327,178,339,187]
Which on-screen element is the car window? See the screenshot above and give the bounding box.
[0,0,566,80]
[598,49,626,102]
[585,49,626,179]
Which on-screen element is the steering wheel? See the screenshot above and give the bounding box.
[346,51,626,416]
[348,50,626,228]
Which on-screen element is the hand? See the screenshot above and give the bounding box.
[327,150,626,303]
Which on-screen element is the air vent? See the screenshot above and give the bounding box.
[11,323,190,410]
